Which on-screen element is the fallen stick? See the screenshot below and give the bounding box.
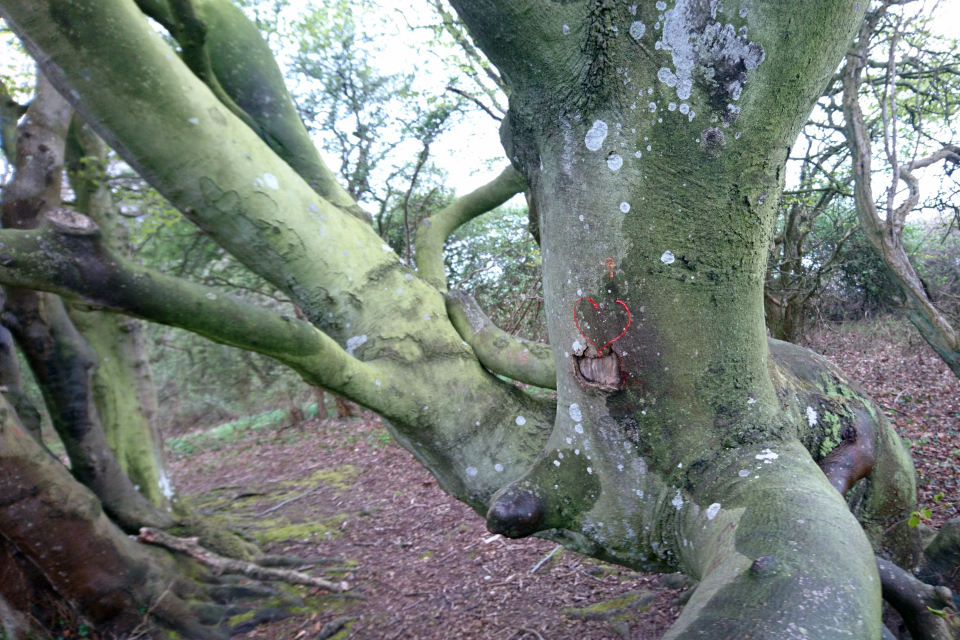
[530,545,562,574]
[138,528,348,592]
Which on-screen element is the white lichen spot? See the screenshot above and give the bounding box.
[569,403,583,422]
[205,292,217,300]
[262,173,279,190]
[495,463,504,472]
[620,202,631,213]
[657,67,678,87]
[806,406,818,427]
[630,4,638,15]
[574,424,584,434]
[635,150,643,158]
[747,397,756,404]
[656,0,667,9]
[585,120,609,151]
[607,153,623,171]
[706,503,721,520]
[466,466,478,477]
[375,379,381,386]
[636,489,644,497]
[629,21,646,40]
[158,470,175,500]
[617,464,624,471]
[188,117,199,125]
[575,449,580,455]
[558,452,564,459]
[661,250,676,265]
[587,467,593,474]
[516,416,527,426]
[405,273,413,280]
[739,469,750,477]
[672,490,684,510]
[554,460,561,467]
[396,288,403,294]
[679,103,690,114]
[562,24,570,34]
[739,7,748,17]
[756,448,779,463]
[566,437,573,444]
[345,335,368,356]
[572,340,585,355]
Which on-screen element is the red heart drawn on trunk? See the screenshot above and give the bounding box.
[574,297,631,353]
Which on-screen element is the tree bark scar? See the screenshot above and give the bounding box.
[573,350,624,391]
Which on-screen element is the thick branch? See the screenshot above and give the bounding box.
[415,165,525,290]
[133,0,371,224]
[445,289,556,389]
[0,212,383,405]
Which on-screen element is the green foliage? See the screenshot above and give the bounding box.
[445,204,545,341]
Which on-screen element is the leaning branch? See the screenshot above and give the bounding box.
[0,210,379,401]
[138,528,348,592]
[414,165,525,291]
[445,289,556,389]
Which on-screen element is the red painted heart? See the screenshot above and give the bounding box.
[574,297,631,354]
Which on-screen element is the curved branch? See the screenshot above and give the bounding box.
[445,289,556,389]
[415,165,525,290]
[0,211,380,404]
[133,0,371,224]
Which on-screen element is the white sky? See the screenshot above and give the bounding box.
[421,1,960,201]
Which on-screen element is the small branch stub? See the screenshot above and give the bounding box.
[45,208,100,237]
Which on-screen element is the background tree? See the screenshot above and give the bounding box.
[0,1,957,638]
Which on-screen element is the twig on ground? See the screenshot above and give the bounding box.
[515,628,546,640]
[255,486,322,516]
[530,545,562,574]
[137,528,348,591]
[317,616,357,640]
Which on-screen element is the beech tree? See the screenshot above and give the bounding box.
[0,0,958,638]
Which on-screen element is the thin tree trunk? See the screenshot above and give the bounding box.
[65,117,173,511]
[0,72,170,530]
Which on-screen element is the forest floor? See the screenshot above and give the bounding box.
[166,317,960,640]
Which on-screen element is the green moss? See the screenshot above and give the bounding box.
[419,550,434,559]
[279,465,358,491]
[227,610,255,626]
[818,411,843,458]
[253,513,350,543]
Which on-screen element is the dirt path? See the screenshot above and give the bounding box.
[167,318,958,639]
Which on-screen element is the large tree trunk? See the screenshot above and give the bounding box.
[454,0,917,635]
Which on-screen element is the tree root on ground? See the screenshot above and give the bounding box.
[877,557,960,640]
[138,528,349,592]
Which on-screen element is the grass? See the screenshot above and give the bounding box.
[166,401,325,455]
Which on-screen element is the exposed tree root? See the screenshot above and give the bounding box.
[917,519,960,596]
[876,557,960,640]
[138,528,349,592]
